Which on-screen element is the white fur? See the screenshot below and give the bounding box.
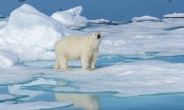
[54,32,102,71]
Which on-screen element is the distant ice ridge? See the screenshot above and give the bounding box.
[0,4,65,53]
[164,13,184,18]
[51,6,89,29]
[131,15,160,22]
[0,49,19,67]
[90,19,110,24]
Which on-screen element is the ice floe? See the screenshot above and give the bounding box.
[8,78,57,100]
[0,4,65,52]
[0,94,16,101]
[90,19,110,24]
[0,49,19,67]
[0,101,72,110]
[0,18,8,30]
[0,60,184,97]
[45,60,184,97]
[131,15,160,22]
[164,13,184,18]
[83,18,184,58]
[51,6,89,29]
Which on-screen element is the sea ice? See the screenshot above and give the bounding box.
[45,60,184,97]
[0,18,8,30]
[82,17,184,58]
[131,15,160,22]
[90,19,110,24]
[8,78,57,100]
[51,6,89,29]
[164,13,184,18]
[0,101,72,110]
[0,94,16,101]
[0,4,66,51]
[0,49,19,67]
[1,60,184,97]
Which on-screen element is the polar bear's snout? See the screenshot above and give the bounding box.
[97,34,101,39]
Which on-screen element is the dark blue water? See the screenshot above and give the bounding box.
[0,0,184,21]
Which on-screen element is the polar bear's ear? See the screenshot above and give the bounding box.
[100,32,103,36]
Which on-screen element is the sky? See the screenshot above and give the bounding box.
[0,0,184,21]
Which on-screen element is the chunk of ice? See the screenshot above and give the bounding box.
[51,6,89,29]
[0,49,19,67]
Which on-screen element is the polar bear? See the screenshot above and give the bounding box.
[54,32,102,71]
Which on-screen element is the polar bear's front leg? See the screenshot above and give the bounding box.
[90,49,99,71]
[58,56,72,71]
[81,56,90,71]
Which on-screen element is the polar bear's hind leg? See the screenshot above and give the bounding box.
[54,59,60,69]
[58,56,72,71]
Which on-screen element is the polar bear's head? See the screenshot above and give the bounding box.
[89,32,103,49]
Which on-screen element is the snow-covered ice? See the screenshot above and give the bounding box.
[45,60,184,97]
[90,19,110,24]
[0,101,72,110]
[8,78,57,100]
[0,18,8,30]
[51,6,89,29]
[0,49,19,67]
[131,16,160,22]
[0,4,66,62]
[83,18,184,58]
[0,94,16,101]
[2,4,65,49]
[164,13,184,18]
[0,4,67,61]
[0,60,184,97]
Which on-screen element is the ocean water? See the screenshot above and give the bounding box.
[1,0,184,110]
[1,0,184,21]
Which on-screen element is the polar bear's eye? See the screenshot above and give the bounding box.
[95,34,96,35]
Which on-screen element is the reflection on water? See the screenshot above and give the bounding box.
[0,79,101,110]
[55,93,101,110]
[0,76,184,109]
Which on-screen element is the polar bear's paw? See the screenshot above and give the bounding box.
[61,68,73,71]
[90,68,97,71]
[83,67,91,71]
